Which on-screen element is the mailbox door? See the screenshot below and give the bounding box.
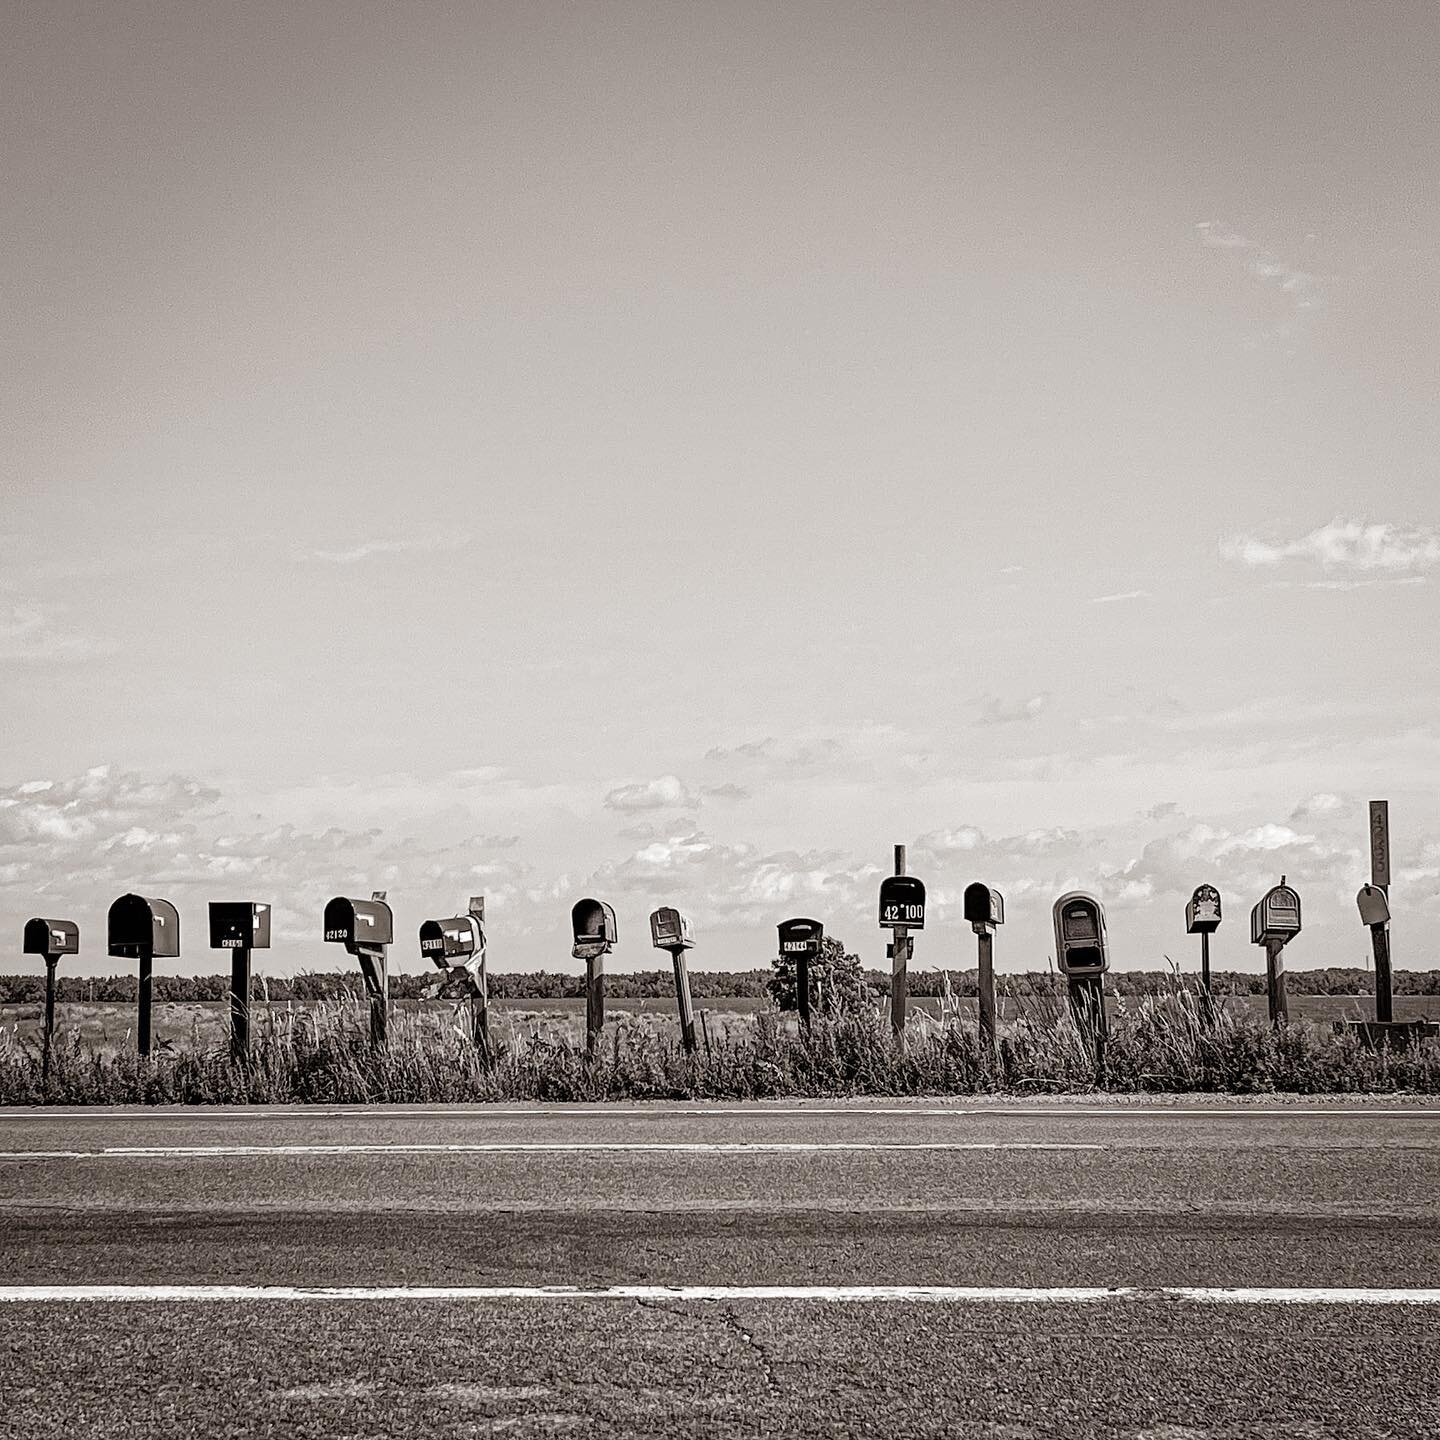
[572,898,618,949]
[1054,894,1107,974]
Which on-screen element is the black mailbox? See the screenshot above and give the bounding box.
[208,902,272,950]
[878,875,926,930]
[1052,891,1108,975]
[323,896,394,952]
[1186,884,1222,935]
[963,883,1005,932]
[419,915,482,965]
[571,898,618,960]
[24,917,79,961]
[777,917,824,958]
[108,894,180,959]
[1251,882,1301,945]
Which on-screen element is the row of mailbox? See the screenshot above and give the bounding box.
[23,877,1342,977]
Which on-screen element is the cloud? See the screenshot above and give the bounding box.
[297,534,472,565]
[701,782,751,802]
[1196,222,1323,310]
[1090,590,1150,605]
[603,774,698,812]
[975,694,1047,727]
[0,605,114,664]
[1221,519,1440,574]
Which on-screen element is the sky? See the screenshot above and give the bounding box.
[4,1,1440,983]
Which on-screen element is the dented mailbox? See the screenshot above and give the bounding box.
[1052,892,1109,975]
[650,906,694,951]
[108,894,180,958]
[1356,884,1391,929]
[571,898,618,960]
[24,917,79,960]
[208,902,272,951]
[419,914,482,965]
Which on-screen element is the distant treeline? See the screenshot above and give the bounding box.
[1,966,1435,1005]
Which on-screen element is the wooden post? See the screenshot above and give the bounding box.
[229,945,251,1061]
[671,947,697,1054]
[1370,800,1393,1024]
[138,950,153,1057]
[42,957,57,1089]
[977,928,996,1051]
[891,843,908,1036]
[471,949,491,1058]
[585,953,605,1056]
[1265,939,1289,1025]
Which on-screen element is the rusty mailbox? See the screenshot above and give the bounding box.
[649,906,695,951]
[572,898,618,960]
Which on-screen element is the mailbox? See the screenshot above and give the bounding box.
[208,902,272,950]
[419,914,483,966]
[1250,882,1302,945]
[107,894,180,958]
[24,918,79,961]
[1052,892,1109,975]
[323,896,394,952]
[1357,884,1391,929]
[650,906,695,951]
[777,917,824,958]
[571,898,618,960]
[1185,884,1222,935]
[878,875,926,930]
[963,883,1004,932]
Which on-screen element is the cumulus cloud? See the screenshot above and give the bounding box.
[1221,519,1440,575]
[603,775,698,812]
[975,694,1048,727]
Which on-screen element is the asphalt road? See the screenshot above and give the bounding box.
[2,1098,1438,1437]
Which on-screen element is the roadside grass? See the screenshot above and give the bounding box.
[2,978,1438,1104]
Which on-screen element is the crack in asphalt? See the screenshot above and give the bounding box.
[632,1297,785,1397]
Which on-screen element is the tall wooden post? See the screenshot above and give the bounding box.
[1265,939,1289,1025]
[671,947,697,1054]
[890,843,908,1035]
[1370,800,1393,1024]
[585,953,605,1056]
[229,945,252,1061]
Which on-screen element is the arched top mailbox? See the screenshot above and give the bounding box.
[878,875,926,930]
[324,895,394,953]
[571,898,618,959]
[1185,884,1222,936]
[209,902,272,950]
[1356,884,1390,929]
[650,906,695,951]
[963,883,1004,932]
[419,914,483,965]
[1052,891,1108,975]
[777,917,824,957]
[24,917,79,960]
[108,894,180,959]
[1250,882,1301,945]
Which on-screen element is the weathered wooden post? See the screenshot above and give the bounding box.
[1052,892,1110,1063]
[1250,878,1300,1026]
[420,898,490,1055]
[650,906,697,1054]
[880,847,925,1035]
[571,898,618,1056]
[325,891,393,1046]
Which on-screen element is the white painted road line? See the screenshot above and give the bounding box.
[0,1141,1103,1160]
[2,1284,1440,1305]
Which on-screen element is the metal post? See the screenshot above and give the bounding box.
[891,843,908,1035]
[1265,939,1289,1025]
[1371,924,1394,1025]
[797,950,811,1028]
[1199,931,1212,997]
[977,929,996,1051]
[138,950,153,1057]
[229,945,252,1061]
[671,947,697,1054]
[586,953,605,1056]
[43,957,57,1089]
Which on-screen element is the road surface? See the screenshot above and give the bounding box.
[2,1097,1438,1437]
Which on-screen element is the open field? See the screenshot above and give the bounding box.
[4,993,1440,1057]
